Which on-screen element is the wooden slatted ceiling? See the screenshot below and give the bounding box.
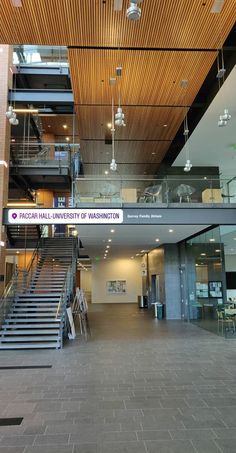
[77,105,186,140]
[80,141,169,163]
[0,0,235,48]
[41,115,79,140]
[69,49,218,106]
[69,50,217,174]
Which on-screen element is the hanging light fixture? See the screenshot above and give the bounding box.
[110,95,117,172]
[6,70,19,126]
[126,0,143,21]
[180,80,192,172]
[115,68,126,127]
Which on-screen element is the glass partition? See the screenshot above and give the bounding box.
[186,226,236,338]
[72,175,236,207]
[13,45,68,66]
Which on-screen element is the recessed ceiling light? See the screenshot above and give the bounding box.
[110,229,115,233]
[163,124,168,127]
[209,238,215,242]
[200,253,206,256]
[136,253,140,256]
[63,124,68,129]
[108,239,112,242]
[11,138,15,142]
[155,238,160,242]
[215,249,221,252]
[152,152,156,155]
[107,123,112,128]
[195,263,199,266]
[204,177,207,180]
[16,251,20,254]
[105,170,109,175]
[169,229,174,233]
[66,137,70,141]
[106,245,110,249]
[48,125,51,128]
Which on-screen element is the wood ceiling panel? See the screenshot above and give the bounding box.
[0,0,234,49]
[69,49,218,106]
[83,163,159,177]
[80,140,169,164]
[41,115,79,140]
[77,105,185,141]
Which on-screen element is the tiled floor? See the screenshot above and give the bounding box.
[0,303,236,453]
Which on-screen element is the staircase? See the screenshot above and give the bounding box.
[0,237,77,350]
[7,224,41,248]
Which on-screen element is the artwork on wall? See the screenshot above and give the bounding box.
[209,281,223,298]
[106,280,127,294]
[196,282,208,298]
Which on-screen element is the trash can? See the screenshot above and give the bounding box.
[157,303,163,319]
[153,303,164,319]
[138,295,148,309]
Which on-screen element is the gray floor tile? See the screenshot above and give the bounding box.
[34,434,69,445]
[24,447,73,453]
[145,440,196,452]
[214,438,236,453]
[191,439,222,453]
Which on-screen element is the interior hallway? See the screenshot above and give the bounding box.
[0,304,236,453]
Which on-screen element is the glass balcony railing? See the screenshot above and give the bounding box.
[72,175,236,207]
[13,45,68,67]
[10,142,80,177]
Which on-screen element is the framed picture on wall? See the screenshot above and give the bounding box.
[106,280,126,294]
[196,282,208,298]
[209,281,223,298]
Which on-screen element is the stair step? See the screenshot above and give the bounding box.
[12,307,59,312]
[17,293,62,297]
[0,343,60,349]
[8,311,61,322]
[0,336,59,342]
[1,329,60,335]
[2,323,60,328]
[13,303,58,307]
[16,298,60,302]
[5,318,61,322]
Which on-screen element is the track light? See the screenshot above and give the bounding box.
[184,160,192,172]
[115,107,126,127]
[126,0,143,20]
[110,159,117,172]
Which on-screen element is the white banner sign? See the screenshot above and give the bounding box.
[8,209,123,224]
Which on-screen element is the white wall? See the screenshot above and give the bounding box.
[92,258,142,304]
[80,269,92,292]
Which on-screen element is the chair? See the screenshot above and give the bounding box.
[174,184,195,203]
[217,309,235,335]
[142,184,162,203]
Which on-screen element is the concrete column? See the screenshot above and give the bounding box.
[164,244,182,319]
[0,45,12,295]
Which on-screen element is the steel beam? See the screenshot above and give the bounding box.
[16,65,69,76]
[9,89,73,104]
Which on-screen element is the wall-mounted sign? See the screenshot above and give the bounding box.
[7,209,123,225]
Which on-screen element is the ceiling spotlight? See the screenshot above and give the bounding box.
[66,137,70,141]
[169,229,174,233]
[63,124,68,129]
[115,107,126,127]
[184,159,192,172]
[104,170,109,175]
[126,0,143,20]
[107,123,112,128]
[155,238,160,242]
[108,239,112,242]
[110,229,115,233]
[110,158,117,171]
